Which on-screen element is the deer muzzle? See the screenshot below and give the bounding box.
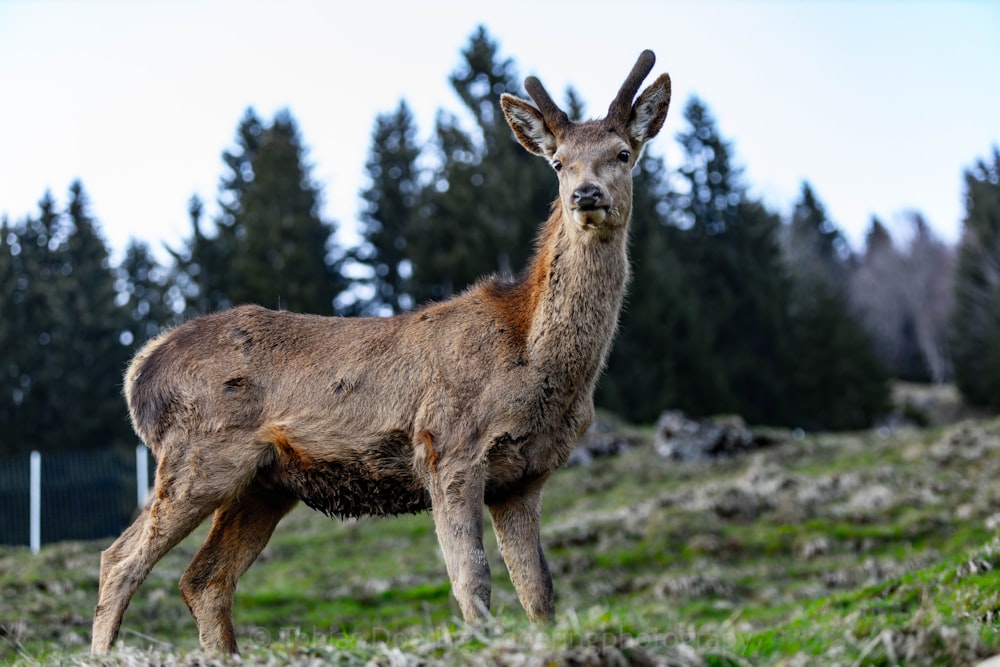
[571,183,610,228]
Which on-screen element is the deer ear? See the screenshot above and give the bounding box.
[627,73,672,148]
[501,93,558,159]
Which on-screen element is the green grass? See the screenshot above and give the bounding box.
[5,414,1000,665]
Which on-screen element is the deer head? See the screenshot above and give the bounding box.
[501,50,672,238]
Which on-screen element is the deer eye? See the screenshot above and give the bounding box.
[617,150,632,163]
[551,159,563,172]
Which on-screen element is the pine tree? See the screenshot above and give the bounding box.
[119,239,171,345]
[786,283,890,430]
[408,110,492,303]
[723,200,797,424]
[670,98,795,424]
[671,97,743,235]
[447,27,554,275]
[0,185,132,455]
[226,110,346,313]
[951,147,1000,408]
[169,195,236,316]
[219,108,265,236]
[170,109,266,315]
[357,100,423,314]
[785,182,849,288]
[59,181,132,446]
[597,151,705,422]
[410,27,554,302]
[0,215,20,449]
[564,87,586,122]
[1,192,69,454]
[783,184,890,430]
[171,110,347,315]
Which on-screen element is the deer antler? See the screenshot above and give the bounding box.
[524,75,571,135]
[606,49,656,127]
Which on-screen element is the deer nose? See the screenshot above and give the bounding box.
[573,183,603,209]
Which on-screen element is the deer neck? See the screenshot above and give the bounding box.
[522,207,630,390]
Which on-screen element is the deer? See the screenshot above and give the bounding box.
[91,50,671,655]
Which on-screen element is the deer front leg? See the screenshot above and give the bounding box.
[427,462,491,623]
[487,475,554,624]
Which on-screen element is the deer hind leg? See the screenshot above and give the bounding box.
[179,486,296,654]
[487,476,555,624]
[91,477,215,654]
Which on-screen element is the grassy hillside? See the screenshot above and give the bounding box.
[4,410,1000,665]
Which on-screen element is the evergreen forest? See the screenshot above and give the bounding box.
[2,27,998,457]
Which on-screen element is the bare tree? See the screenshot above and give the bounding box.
[850,215,954,383]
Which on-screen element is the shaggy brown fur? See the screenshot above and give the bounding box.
[91,50,671,655]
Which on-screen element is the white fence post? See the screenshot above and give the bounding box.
[136,445,149,508]
[29,451,41,555]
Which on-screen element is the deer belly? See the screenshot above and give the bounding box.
[285,459,430,518]
[262,431,431,519]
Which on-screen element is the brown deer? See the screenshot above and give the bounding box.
[91,50,671,655]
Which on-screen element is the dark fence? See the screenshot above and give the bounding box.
[0,446,154,550]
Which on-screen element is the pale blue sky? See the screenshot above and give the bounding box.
[1,1,997,261]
